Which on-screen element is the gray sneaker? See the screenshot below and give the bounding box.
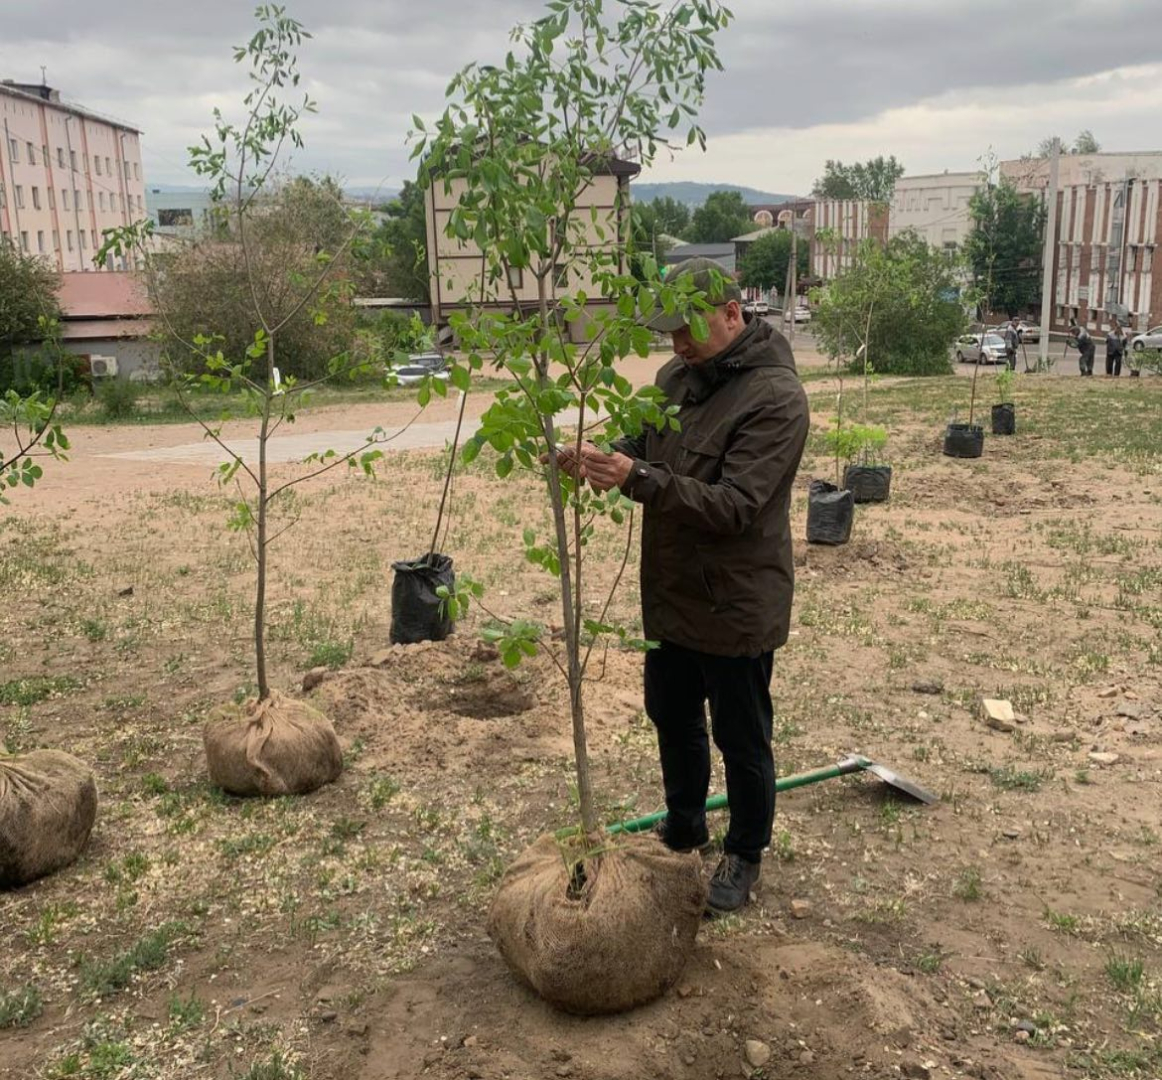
[707,854,760,915]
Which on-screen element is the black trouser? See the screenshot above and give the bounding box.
[1106,348,1123,377]
[644,641,775,863]
[1079,344,1096,376]
[1005,349,1017,371]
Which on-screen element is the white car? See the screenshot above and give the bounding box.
[1130,326,1162,352]
[391,351,450,386]
[990,321,1040,344]
[955,333,1007,365]
[745,299,769,316]
[774,305,811,324]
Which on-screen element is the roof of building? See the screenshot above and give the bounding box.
[60,318,153,341]
[58,273,152,320]
[731,225,780,243]
[660,242,734,262]
[896,171,980,183]
[0,80,142,134]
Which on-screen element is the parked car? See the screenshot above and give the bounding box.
[392,351,450,386]
[774,305,811,324]
[743,298,770,316]
[988,320,1040,344]
[1130,326,1162,352]
[955,333,1007,365]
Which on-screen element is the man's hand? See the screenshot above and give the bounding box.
[580,450,634,493]
[540,441,603,481]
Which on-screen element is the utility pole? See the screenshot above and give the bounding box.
[1037,144,1059,371]
[785,219,798,344]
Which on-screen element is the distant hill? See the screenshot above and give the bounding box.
[631,182,798,207]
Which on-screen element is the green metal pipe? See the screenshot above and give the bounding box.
[558,757,869,840]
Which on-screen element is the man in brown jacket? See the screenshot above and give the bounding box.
[576,258,810,914]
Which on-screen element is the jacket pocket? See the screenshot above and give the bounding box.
[678,427,728,481]
[695,543,737,613]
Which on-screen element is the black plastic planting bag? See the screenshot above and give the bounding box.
[806,480,854,545]
[943,423,984,459]
[390,554,455,644]
[842,464,892,504]
[991,404,1015,436]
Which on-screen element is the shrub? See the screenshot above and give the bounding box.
[97,378,140,420]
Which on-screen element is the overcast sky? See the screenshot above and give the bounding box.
[2,0,1160,195]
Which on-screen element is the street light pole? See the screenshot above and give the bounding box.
[1037,144,1060,371]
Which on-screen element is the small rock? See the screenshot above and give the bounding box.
[471,642,500,663]
[789,899,812,919]
[1097,686,1119,698]
[1002,826,1022,839]
[551,1049,572,1063]
[249,1003,267,1015]
[902,1063,931,1080]
[684,1054,696,1066]
[302,666,329,692]
[1088,751,1121,766]
[348,1021,369,1037]
[1015,1019,1037,1036]
[980,698,1016,732]
[117,585,134,597]
[1124,690,1140,700]
[556,1067,572,1078]
[1116,701,1145,719]
[798,1049,815,1066]
[1013,712,1030,725]
[972,991,991,1010]
[677,984,694,998]
[369,649,394,667]
[319,1010,338,1023]
[1013,1029,1031,1044]
[912,680,944,695]
[463,1035,478,1049]
[1051,731,1076,743]
[744,1040,771,1069]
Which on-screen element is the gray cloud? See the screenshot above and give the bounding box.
[1,0,1158,189]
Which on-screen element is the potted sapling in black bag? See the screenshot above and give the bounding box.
[944,328,985,458]
[809,400,855,545]
[991,366,1015,435]
[839,423,891,503]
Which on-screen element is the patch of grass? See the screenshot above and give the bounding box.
[1019,946,1045,971]
[0,675,81,706]
[25,902,79,946]
[0,984,43,1028]
[78,922,189,997]
[366,774,400,810]
[167,992,205,1032]
[309,638,353,670]
[916,948,946,974]
[1105,953,1145,992]
[217,833,277,860]
[989,765,1053,792]
[238,1050,304,1080]
[953,866,983,901]
[1043,907,1080,935]
[79,618,107,642]
[141,772,169,796]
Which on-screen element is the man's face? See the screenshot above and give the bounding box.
[670,301,745,364]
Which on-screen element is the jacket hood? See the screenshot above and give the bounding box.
[680,318,799,403]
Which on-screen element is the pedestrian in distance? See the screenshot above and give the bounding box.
[1069,318,1096,377]
[552,258,810,916]
[1003,317,1021,372]
[1105,319,1126,377]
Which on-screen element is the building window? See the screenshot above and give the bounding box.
[8,139,18,163]
[79,230,86,250]
[70,149,77,171]
[42,144,48,165]
[52,230,59,250]
[99,191,106,211]
[136,195,143,212]
[124,161,131,180]
[14,185,24,210]
[105,156,111,175]
[95,155,102,176]
[31,187,41,210]
[20,231,29,252]
[91,229,97,248]
[74,189,82,209]
[62,188,70,210]
[48,188,55,209]
[66,230,74,252]
[26,142,35,165]
[506,265,524,289]
[37,230,45,253]
[133,163,140,181]
[57,147,65,168]
[554,264,568,289]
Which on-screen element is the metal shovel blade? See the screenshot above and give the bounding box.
[849,754,940,805]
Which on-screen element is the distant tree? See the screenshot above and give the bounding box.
[812,232,965,376]
[1034,130,1101,157]
[737,230,808,295]
[811,156,904,203]
[629,201,675,276]
[688,189,753,243]
[0,243,62,392]
[964,177,1045,316]
[648,195,691,239]
[365,179,430,301]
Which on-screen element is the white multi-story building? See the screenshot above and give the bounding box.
[0,79,146,271]
[888,171,980,251]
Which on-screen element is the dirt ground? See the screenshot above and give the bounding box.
[1,356,1161,1080]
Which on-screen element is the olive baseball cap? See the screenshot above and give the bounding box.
[648,256,743,332]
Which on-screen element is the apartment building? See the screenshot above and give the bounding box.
[425,155,639,339]
[0,79,146,271]
[889,172,979,251]
[810,199,889,279]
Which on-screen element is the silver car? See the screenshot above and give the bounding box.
[955,333,1008,365]
[1130,325,1162,352]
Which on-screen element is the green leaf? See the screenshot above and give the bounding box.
[689,313,709,342]
[496,455,514,479]
[450,366,470,392]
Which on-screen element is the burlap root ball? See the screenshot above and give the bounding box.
[203,692,343,797]
[1,749,98,889]
[487,832,707,1015]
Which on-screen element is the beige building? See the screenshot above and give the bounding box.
[810,199,889,279]
[425,157,639,337]
[889,171,980,251]
[1002,151,1162,194]
[0,79,146,272]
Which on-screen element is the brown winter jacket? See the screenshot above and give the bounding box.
[616,318,809,657]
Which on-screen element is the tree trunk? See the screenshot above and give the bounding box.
[535,275,597,836]
[255,335,274,702]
